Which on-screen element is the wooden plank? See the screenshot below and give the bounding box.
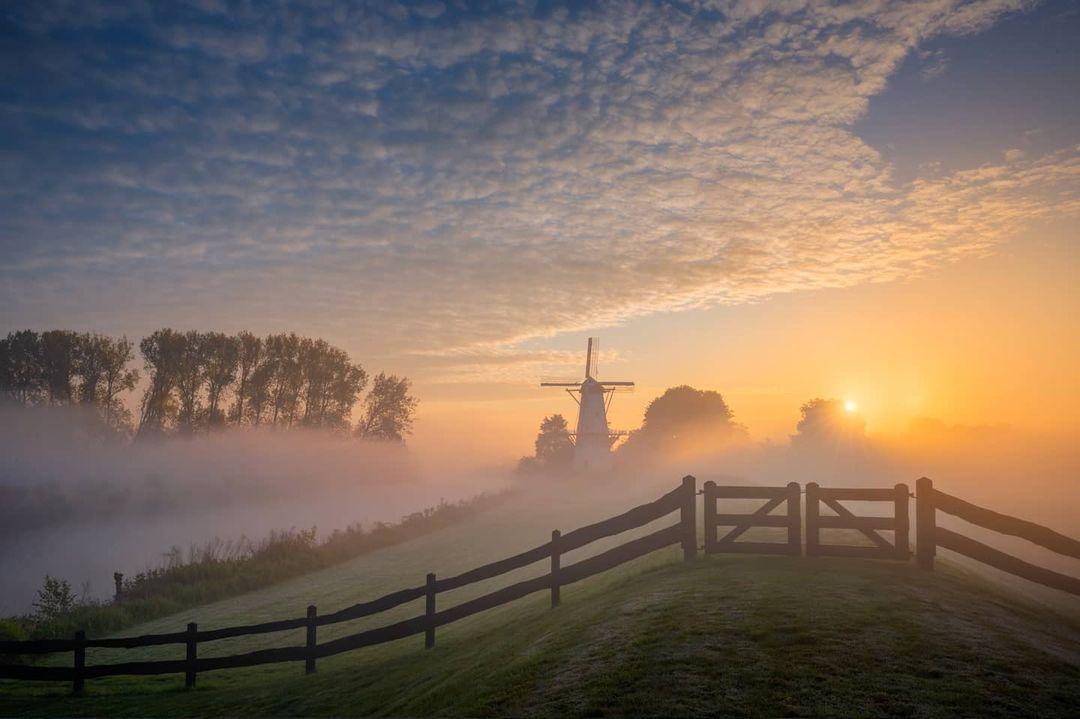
[315,616,427,659]
[681,475,697,561]
[705,541,794,556]
[937,528,1080,596]
[817,487,896,501]
[820,496,894,552]
[560,484,683,553]
[0,638,78,654]
[82,659,187,678]
[894,484,910,559]
[710,485,788,498]
[198,646,306,672]
[787,483,802,555]
[806,483,820,556]
[703,481,718,553]
[815,544,893,559]
[560,524,683,586]
[434,574,552,627]
[916,477,936,570]
[317,584,426,625]
[0,664,76,681]
[425,573,436,649]
[435,542,551,592]
[550,529,561,608]
[714,514,789,527]
[305,605,317,675]
[716,496,785,544]
[934,490,1080,560]
[184,622,196,689]
[816,516,895,530]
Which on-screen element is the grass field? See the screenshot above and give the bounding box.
[1,483,1078,717]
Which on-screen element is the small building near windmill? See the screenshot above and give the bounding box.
[541,338,633,473]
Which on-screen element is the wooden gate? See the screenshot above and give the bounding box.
[806,483,910,559]
[703,481,801,556]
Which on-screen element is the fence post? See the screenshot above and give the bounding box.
[72,630,85,695]
[805,483,819,556]
[305,605,317,674]
[916,477,936,570]
[425,573,436,649]
[895,483,910,559]
[681,475,697,561]
[185,622,197,689]
[702,480,717,554]
[113,572,123,605]
[787,482,802,556]
[550,530,561,608]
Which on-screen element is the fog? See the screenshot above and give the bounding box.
[3,404,1077,617]
[0,406,509,614]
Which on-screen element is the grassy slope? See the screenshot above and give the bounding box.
[2,549,1078,718]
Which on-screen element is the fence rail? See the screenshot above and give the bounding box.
[703,482,801,556]
[3,475,1078,697]
[0,477,696,693]
[915,477,1080,596]
[806,483,910,560]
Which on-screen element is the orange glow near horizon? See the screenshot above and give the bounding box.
[408,228,1080,467]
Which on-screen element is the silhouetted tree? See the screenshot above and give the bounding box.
[536,414,574,468]
[40,330,79,405]
[0,330,45,404]
[138,329,187,438]
[791,398,865,447]
[96,335,139,433]
[618,385,743,460]
[174,331,209,435]
[355,373,417,441]
[202,332,240,429]
[230,331,262,425]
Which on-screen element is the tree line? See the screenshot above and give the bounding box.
[0,329,417,441]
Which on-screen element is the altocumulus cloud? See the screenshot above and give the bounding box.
[0,0,1077,370]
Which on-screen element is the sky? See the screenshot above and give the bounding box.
[1,0,1078,464]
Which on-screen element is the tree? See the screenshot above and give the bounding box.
[534,414,574,469]
[39,330,79,405]
[138,329,187,438]
[230,331,262,425]
[618,385,743,460]
[355,373,417,442]
[97,335,139,433]
[201,332,240,429]
[791,398,865,447]
[74,333,138,434]
[174,331,209,435]
[0,330,44,405]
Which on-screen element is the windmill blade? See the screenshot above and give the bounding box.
[589,337,599,379]
[540,375,581,387]
[598,381,634,386]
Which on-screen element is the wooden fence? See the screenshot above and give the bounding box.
[3,475,1078,697]
[0,477,698,694]
[702,482,801,556]
[806,483,910,560]
[915,477,1080,595]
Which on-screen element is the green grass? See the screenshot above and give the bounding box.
[2,550,1077,718]
[2,485,1077,717]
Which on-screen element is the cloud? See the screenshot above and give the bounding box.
[0,0,1075,378]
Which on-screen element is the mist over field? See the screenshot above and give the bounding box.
[0,407,508,614]
[4,397,1076,617]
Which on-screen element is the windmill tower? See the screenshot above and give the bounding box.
[541,338,634,472]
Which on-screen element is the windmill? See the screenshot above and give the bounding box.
[541,338,634,472]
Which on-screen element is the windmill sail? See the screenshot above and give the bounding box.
[540,337,634,473]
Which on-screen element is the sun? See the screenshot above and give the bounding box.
[844,399,858,413]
